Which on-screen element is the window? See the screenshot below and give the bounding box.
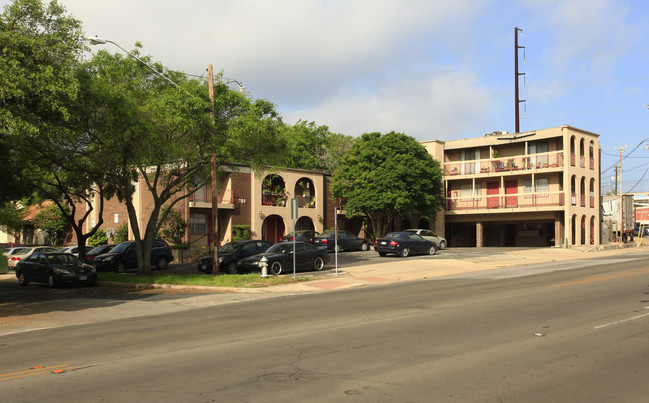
[189,213,207,235]
[525,178,549,193]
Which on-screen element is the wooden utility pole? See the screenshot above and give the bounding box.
[208,64,219,274]
[514,27,525,133]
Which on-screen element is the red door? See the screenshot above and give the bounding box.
[505,181,518,207]
[487,182,499,208]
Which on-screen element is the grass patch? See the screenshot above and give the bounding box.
[97,272,310,288]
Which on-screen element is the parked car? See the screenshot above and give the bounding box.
[374,232,437,257]
[404,229,447,249]
[633,225,649,237]
[58,245,95,257]
[280,230,319,244]
[84,244,115,263]
[91,240,174,272]
[237,241,329,275]
[313,230,370,252]
[7,246,59,269]
[197,240,273,274]
[15,252,97,288]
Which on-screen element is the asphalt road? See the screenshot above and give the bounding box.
[2,251,649,401]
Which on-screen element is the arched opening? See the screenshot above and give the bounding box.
[295,178,316,208]
[580,215,586,245]
[296,216,315,231]
[580,176,586,207]
[579,138,585,168]
[262,215,285,243]
[570,136,576,166]
[571,214,577,245]
[262,174,287,207]
[590,215,595,245]
[589,141,595,169]
[589,178,595,208]
[571,175,577,206]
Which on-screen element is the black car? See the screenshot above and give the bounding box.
[92,240,174,272]
[313,230,370,252]
[197,240,272,274]
[16,252,97,288]
[280,230,319,243]
[374,232,436,257]
[237,242,329,275]
[85,244,115,263]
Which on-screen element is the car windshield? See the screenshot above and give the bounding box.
[46,253,81,265]
[219,243,243,253]
[110,242,132,253]
[266,243,292,255]
[89,245,111,254]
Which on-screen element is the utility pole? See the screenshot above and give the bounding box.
[208,64,220,274]
[616,145,626,242]
[514,27,525,133]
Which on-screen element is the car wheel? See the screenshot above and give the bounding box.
[378,252,387,257]
[227,262,238,274]
[313,257,324,271]
[156,257,168,270]
[439,240,446,250]
[428,246,436,255]
[115,262,126,273]
[18,271,29,286]
[48,273,57,288]
[270,261,283,275]
[401,248,410,257]
[360,242,369,251]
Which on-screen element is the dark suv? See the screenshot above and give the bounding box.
[92,240,174,272]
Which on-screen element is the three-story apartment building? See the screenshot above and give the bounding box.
[423,125,600,247]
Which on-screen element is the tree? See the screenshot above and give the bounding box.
[0,0,84,203]
[157,206,185,245]
[331,131,443,239]
[282,120,355,172]
[82,49,286,275]
[32,203,67,245]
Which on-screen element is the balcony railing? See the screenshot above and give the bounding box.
[189,187,234,205]
[446,191,565,211]
[444,151,564,176]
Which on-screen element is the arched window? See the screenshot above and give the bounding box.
[295,178,316,208]
[262,174,287,207]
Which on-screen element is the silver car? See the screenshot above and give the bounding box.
[7,246,59,268]
[404,229,447,250]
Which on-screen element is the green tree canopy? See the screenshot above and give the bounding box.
[281,120,355,172]
[331,131,443,239]
[0,0,84,203]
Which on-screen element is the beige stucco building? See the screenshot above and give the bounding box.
[422,125,601,247]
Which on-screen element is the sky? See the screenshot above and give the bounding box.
[4,0,649,193]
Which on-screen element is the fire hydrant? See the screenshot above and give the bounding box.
[260,256,269,278]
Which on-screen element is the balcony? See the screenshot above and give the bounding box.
[444,151,564,178]
[189,187,234,209]
[446,191,565,212]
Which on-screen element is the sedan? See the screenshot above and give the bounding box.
[404,229,447,249]
[7,246,59,269]
[374,232,437,257]
[313,230,370,252]
[58,245,95,257]
[237,242,329,275]
[280,230,319,243]
[85,244,115,263]
[15,252,97,288]
[197,240,272,274]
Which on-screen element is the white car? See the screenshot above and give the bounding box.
[404,229,447,250]
[58,245,94,257]
[7,246,59,268]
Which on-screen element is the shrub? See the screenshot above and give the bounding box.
[232,225,251,241]
[114,222,129,244]
[88,229,108,246]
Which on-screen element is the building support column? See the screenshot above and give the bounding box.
[476,221,484,248]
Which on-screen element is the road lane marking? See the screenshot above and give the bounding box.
[0,365,70,381]
[594,307,649,329]
[545,267,649,287]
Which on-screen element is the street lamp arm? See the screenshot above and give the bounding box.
[87,36,184,91]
